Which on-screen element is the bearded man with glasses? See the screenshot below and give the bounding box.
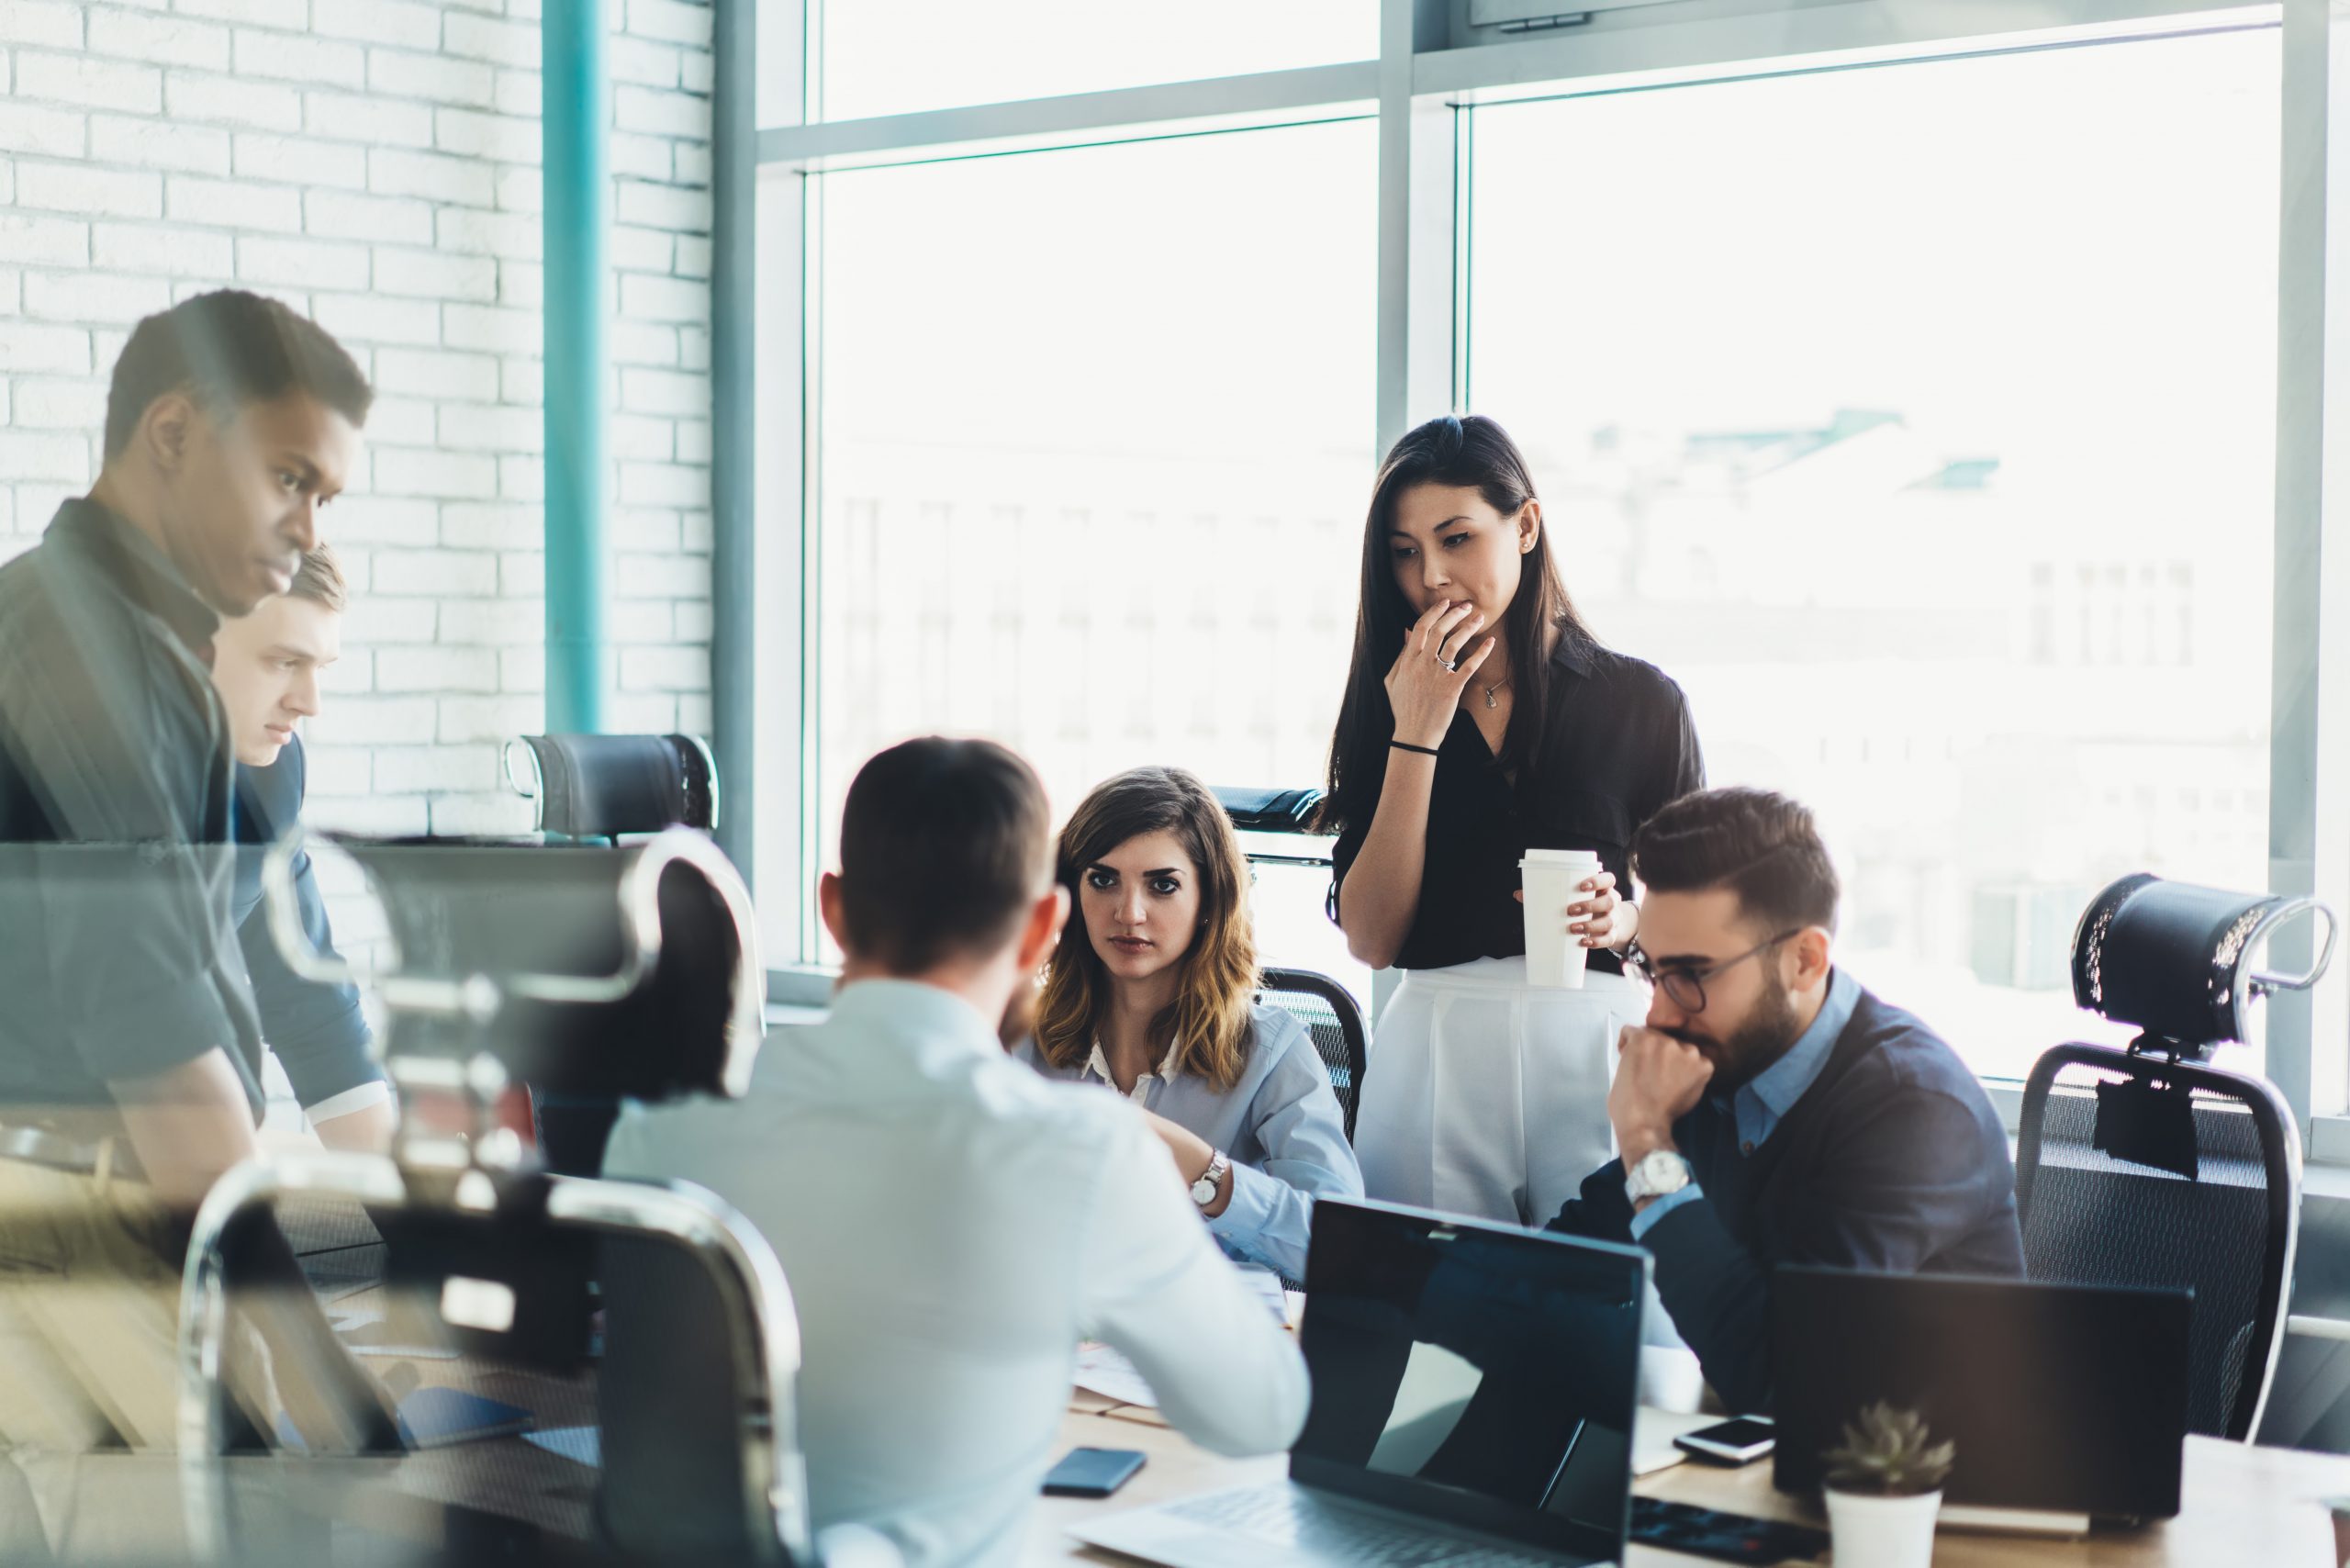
[1545,787,2023,1414]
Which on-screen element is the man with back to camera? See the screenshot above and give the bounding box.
[213,542,397,1153]
[604,736,1310,1568]
[0,289,398,1547]
[1546,786,2023,1415]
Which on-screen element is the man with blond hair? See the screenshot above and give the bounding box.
[213,542,394,1152]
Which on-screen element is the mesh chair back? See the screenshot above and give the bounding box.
[1257,966,1369,1143]
[507,733,720,839]
[181,1154,810,1564]
[2014,1043,2299,1440]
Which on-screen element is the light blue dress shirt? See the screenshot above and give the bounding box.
[1628,968,1860,1241]
[603,980,1308,1568]
[1013,1003,1363,1280]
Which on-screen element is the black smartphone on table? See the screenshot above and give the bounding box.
[1672,1417,1777,1465]
[1042,1446,1147,1497]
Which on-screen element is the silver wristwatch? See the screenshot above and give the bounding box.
[1624,1148,1693,1206]
[1192,1149,1231,1207]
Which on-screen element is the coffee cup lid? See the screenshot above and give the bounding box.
[1520,847,1602,868]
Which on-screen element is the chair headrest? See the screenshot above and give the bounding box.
[1213,785,1325,834]
[2071,872,2336,1052]
[264,826,764,1100]
[505,733,719,836]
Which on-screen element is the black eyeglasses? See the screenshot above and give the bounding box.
[1624,931,1803,1014]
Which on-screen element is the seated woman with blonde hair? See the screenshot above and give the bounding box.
[1016,766,1362,1281]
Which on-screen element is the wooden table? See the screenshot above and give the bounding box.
[1030,1398,2350,1564]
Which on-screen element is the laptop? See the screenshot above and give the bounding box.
[1071,1199,1648,1567]
[1772,1267,2193,1529]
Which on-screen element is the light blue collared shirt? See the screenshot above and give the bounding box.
[1013,1003,1363,1281]
[1628,967,1860,1241]
[604,979,1308,1567]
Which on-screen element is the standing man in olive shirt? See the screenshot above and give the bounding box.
[0,289,391,1550]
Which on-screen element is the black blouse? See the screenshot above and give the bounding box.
[1330,633,1705,974]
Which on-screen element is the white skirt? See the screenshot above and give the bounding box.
[1354,955,1643,1230]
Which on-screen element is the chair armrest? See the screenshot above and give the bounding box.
[2287,1314,2350,1343]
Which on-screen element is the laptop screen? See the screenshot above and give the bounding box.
[1292,1200,1647,1562]
[1772,1267,2192,1519]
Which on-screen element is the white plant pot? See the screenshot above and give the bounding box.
[1825,1487,1942,1567]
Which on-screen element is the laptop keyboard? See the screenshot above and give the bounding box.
[1165,1484,1566,1567]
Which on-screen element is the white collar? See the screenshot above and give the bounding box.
[1082,1037,1181,1100]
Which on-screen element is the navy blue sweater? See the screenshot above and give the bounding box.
[1546,986,2022,1413]
[231,734,384,1110]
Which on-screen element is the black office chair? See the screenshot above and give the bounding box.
[2014,872,2334,1441]
[1213,785,1371,1140]
[268,829,764,1177]
[1257,966,1370,1145]
[179,829,835,1564]
[504,732,720,840]
[500,734,728,1167]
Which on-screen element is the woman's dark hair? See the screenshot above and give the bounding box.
[1319,413,1595,836]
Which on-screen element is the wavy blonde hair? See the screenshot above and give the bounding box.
[1035,767,1259,1092]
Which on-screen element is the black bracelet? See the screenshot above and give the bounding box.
[1389,740,1440,757]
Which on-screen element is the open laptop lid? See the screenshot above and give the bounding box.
[1293,1200,1650,1563]
[1772,1266,2192,1519]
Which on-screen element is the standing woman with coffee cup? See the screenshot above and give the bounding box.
[1324,414,1705,1226]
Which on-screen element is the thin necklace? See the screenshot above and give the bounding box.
[1481,676,1508,711]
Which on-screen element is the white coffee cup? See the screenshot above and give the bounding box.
[1520,847,1604,990]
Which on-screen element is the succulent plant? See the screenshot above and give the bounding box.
[1822,1402,1955,1497]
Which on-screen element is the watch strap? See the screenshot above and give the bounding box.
[1624,1148,1693,1205]
[1193,1149,1230,1207]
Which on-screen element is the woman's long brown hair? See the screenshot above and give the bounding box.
[1319,413,1595,839]
[1035,766,1259,1092]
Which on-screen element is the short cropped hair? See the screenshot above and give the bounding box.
[1631,787,1841,935]
[285,543,348,614]
[835,737,1053,973]
[104,289,372,461]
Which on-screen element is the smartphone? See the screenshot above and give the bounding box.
[1042,1446,1147,1497]
[1672,1416,1776,1465]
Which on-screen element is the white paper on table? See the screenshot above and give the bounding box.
[1631,1407,1718,1476]
[1073,1342,1160,1408]
[1071,1262,1294,1409]
[1235,1263,1287,1321]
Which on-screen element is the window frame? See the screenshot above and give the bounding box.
[720,0,2350,1153]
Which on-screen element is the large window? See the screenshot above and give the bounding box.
[752,1,2350,1136]
[809,119,1378,989]
[1466,28,2280,1079]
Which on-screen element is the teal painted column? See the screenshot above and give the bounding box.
[542,0,610,734]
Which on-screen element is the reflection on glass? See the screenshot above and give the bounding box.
[1295,1205,1639,1555]
[812,120,1377,993]
[816,0,1377,122]
[1468,28,2279,1076]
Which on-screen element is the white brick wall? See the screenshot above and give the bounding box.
[0,0,718,844]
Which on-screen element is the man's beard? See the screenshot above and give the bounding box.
[1672,977,1802,1093]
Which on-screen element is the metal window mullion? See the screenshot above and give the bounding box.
[2271,0,2350,1132]
[758,60,1381,169]
[793,171,824,967]
[713,0,757,893]
[747,2,812,971]
[1416,0,2278,99]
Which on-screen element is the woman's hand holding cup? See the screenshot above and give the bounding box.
[1512,868,1628,947]
[1384,599,1493,748]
